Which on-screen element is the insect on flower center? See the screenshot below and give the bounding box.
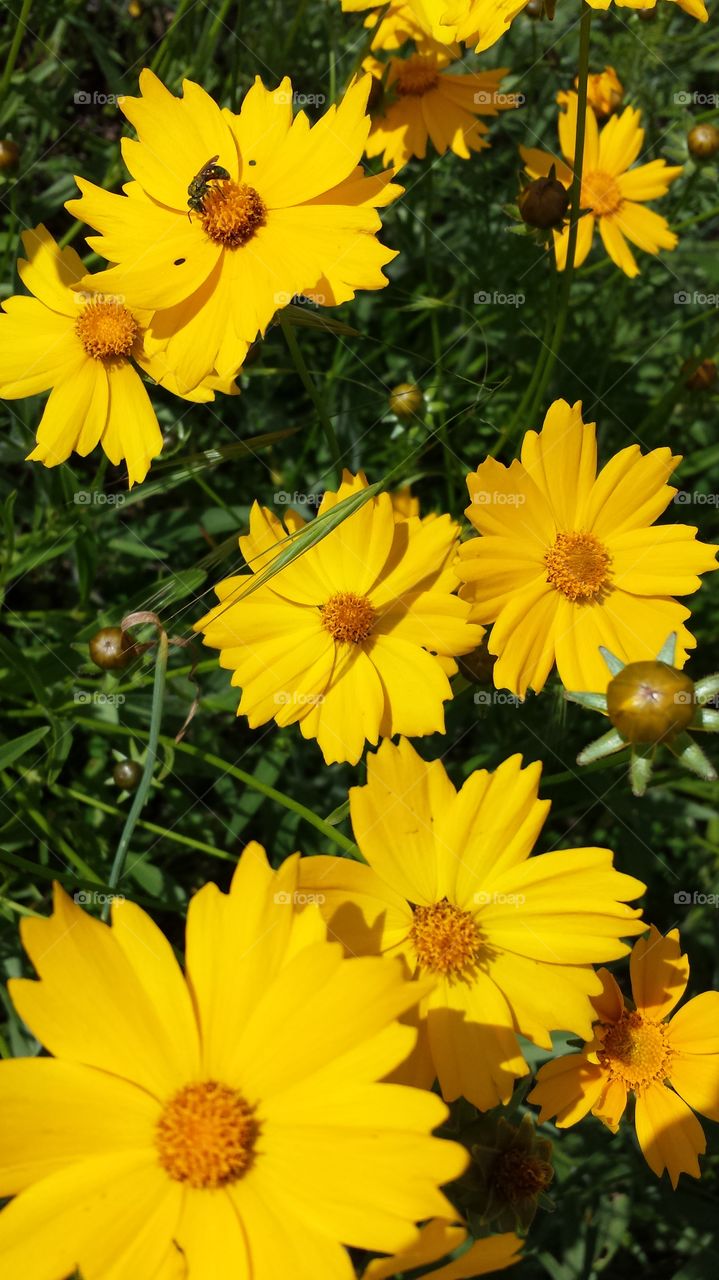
[597,1011,674,1092]
[156,1081,258,1188]
[410,900,482,978]
[396,56,440,97]
[201,182,267,248]
[545,531,612,603]
[75,299,138,361]
[581,170,623,217]
[321,591,377,644]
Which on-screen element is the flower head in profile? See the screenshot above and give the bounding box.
[586,0,707,21]
[364,49,515,169]
[441,0,532,51]
[521,92,683,276]
[362,1218,523,1279]
[66,70,401,395]
[298,736,646,1111]
[342,1,460,49]
[0,226,229,486]
[457,400,717,697]
[195,472,483,765]
[529,926,719,1188]
[585,66,624,119]
[0,844,467,1279]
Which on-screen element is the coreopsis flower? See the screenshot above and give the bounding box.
[195,472,483,764]
[0,226,230,486]
[586,0,708,22]
[66,71,401,394]
[362,1219,523,1279]
[0,845,468,1279]
[521,92,682,276]
[457,400,718,697]
[529,927,719,1188]
[342,0,460,49]
[585,66,624,119]
[364,51,515,169]
[442,0,532,51]
[298,736,646,1110]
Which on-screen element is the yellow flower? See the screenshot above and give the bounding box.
[529,926,719,1188]
[195,472,482,765]
[66,70,401,394]
[457,400,718,697]
[364,51,515,169]
[441,0,532,51]
[342,0,460,49]
[362,1218,523,1279]
[0,845,468,1279]
[0,226,228,487]
[298,736,646,1111]
[586,0,707,21]
[585,66,624,119]
[521,92,682,277]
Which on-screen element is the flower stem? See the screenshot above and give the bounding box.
[280,313,343,482]
[104,629,168,917]
[0,0,32,105]
[519,2,593,429]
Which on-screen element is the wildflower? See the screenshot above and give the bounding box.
[457,400,717,696]
[362,1219,523,1278]
[585,66,624,119]
[521,93,683,276]
[0,845,468,1278]
[529,926,719,1188]
[298,737,646,1110]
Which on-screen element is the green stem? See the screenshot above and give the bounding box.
[424,165,454,507]
[522,1,593,425]
[492,240,558,457]
[280,314,343,481]
[0,0,31,105]
[104,630,168,915]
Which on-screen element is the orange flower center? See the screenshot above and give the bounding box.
[545,531,612,603]
[75,299,138,360]
[597,1011,674,1093]
[201,181,267,247]
[409,900,482,977]
[396,57,440,97]
[156,1081,258,1188]
[321,591,376,644]
[581,169,622,216]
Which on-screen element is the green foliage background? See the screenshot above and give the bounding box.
[1,1,718,1276]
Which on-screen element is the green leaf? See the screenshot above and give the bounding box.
[0,725,50,770]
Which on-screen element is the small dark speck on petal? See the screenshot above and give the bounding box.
[174,258,186,266]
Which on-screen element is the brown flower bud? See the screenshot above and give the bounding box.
[0,139,19,171]
[688,123,719,160]
[89,626,133,671]
[682,357,717,391]
[606,661,696,744]
[389,383,424,420]
[518,175,569,230]
[113,759,143,790]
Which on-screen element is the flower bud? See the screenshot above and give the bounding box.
[606,661,696,744]
[518,175,569,230]
[682,357,717,391]
[586,67,623,119]
[524,0,544,17]
[0,139,19,172]
[113,759,143,790]
[688,123,719,161]
[457,1113,554,1234]
[457,637,496,684]
[389,383,424,420]
[89,626,133,671]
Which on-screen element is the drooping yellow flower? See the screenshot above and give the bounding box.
[0,226,230,486]
[195,473,482,765]
[298,737,646,1111]
[529,926,719,1188]
[362,1218,523,1279]
[364,50,516,169]
[457,400,717,697]
[521,92,682,276]
[441,0,532,51]
[66,70,401,394]
[0,845,468,1279]
[585,66,624,119]
[586,0,707,22]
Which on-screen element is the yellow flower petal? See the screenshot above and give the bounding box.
[634,1081,705,1187]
